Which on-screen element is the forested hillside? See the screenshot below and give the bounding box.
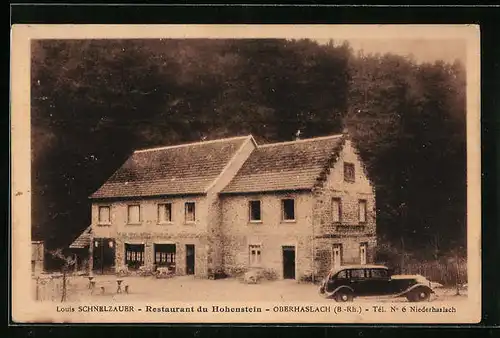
[31,39,466,256]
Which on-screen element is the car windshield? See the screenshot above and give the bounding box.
[336,270,347,279]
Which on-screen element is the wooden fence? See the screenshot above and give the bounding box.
[400,257,467,286]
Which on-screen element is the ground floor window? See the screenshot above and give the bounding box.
[360,242,367,265]
[249,245,262,267]
[154,244,176,268]
[125,243,144,269]
[332,244,343,270]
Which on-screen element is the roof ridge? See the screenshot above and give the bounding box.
[258,134,343,148]
[134,135,252,153]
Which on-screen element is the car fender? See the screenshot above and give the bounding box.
[394,283,434,298]
[324,285,355,298]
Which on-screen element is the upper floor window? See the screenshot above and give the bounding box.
[358,200,367,223]
[127,204,141,224]
[158,203,172,223]
[281,199,295,221]
[249,200,261,222]
[98,206,110,224]
[344,162,355,182]
[185,202,196,223]
[332,198,341,223]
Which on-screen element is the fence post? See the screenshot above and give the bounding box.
[35,277,39,301]
[455,254,460,296]
[61,268,67,302]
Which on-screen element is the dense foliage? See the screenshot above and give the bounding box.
[31,39,466,256]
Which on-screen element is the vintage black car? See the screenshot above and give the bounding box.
[318,264,434,302]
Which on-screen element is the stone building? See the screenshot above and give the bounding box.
[220,133,376,281]
[72,132,376,280]
[84,135,256,277]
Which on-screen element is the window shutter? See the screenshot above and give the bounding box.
[359,200,367,223]
[99,206,110,223]
[332,199,341,223]
[128,205,140,223]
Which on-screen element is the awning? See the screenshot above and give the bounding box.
[69,226,92,249]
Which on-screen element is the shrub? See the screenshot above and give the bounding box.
[261,269,278,281]
[208,268,228,280]
[243,269,260,284]
[227,265,247,278]
[299,273,313,284]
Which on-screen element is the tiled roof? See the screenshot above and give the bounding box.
[91,136,251,199]
[69,226,91,249]
[221,134,345,194]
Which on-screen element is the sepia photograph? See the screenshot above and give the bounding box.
[11,24,481,323]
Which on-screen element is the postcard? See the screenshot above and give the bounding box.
[11,24,481,323]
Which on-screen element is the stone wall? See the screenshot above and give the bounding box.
[220,191,314,280]
[314,235,378,279]
[91,195,210,277]
[312,138,377,279]
[115,232,209,277]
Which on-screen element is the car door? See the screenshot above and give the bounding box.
[348,268,370,295]
[326,269,348,292]
[367,268,391,296]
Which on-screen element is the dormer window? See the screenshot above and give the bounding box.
[344,162,355,182]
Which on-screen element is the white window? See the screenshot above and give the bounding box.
[185,202,196,223]
[332,198,341,223]
[332,244,342,270]
[98,206,110,224]
[125,243,144,269]
[360,243,367,265]
[249,245,262,267]
[127,205,141,224]
[158,203,172,223]
[249,200,261,222]
[281,199,295,221]
[154,244,176,268]
[359,200,367,223]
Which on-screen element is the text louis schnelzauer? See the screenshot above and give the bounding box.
[145,305,332,313]
[65,305,332,313]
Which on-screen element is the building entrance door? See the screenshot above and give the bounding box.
[92,238,115,274]
[332,244,342,270]
[282,246,296,279]
[360,243,367,265]
[186,245,195,275]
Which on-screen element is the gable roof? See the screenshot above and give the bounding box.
[90,135,253,199]
[221,134,345,194]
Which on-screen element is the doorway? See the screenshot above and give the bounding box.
[186,244,195,275]
[360,243,367,265]
[282,246,296,279]
[92,238,116,274]
[332,244,342,270]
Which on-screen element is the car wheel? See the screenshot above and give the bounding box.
[334,290,353,302]
[407,288,430,302]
